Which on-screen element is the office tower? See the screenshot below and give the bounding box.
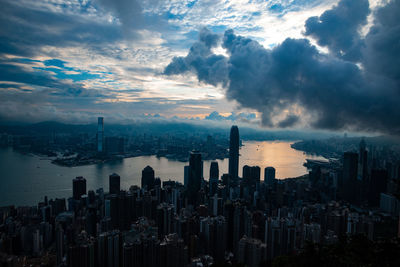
[368,169,388,206]
[243,165,252,184]
[343,152,358,203]
[209,162,219,197]
[188,151,202,205]
[97,117,104,153]
[243,165,260,195]
[252,166,261,190]
[142,166,155,190]
[210,161,219,181]
[264,167,276,185]
[229,125,239,183]
[184,165,189,188]
[109,173,121,194]
[73,176,86,200]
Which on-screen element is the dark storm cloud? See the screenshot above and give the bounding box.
[304,0,370,61]
[164,0,400,134]
[362,0,400,85]
[277,115,300,128]
[199,28,221,48]
[164,27,229,87]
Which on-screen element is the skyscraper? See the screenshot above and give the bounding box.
[229,125,239,183]
[209,161,219,197]
[97,117,104,153]
[142,166,155,190]
[368,169,388,206]
[188,151,202,205]
[184,165,189,188]
[109,173,120,194]
[210,161,219,181]
[343,152,358,203]
[264,167,276,185]
[73,176,86,200]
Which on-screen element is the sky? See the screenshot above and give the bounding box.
[0,0,399,135]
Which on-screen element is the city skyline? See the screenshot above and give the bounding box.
[1,0,400,265]
[1,124,400,266]
[1,0,399,136]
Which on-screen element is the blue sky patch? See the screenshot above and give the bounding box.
[35,59,99,82]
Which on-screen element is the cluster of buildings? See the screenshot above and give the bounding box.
[0,117,229,167]
[1,126,400,266]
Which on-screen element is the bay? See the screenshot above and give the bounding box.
[0,141,326,206]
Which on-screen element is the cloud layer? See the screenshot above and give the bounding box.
[1,0,398,134]
[165,0,400,134]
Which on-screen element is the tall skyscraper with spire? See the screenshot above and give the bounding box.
[229,125,239,183]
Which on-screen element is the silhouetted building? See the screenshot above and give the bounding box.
[343,152,358,203]
[109,173,121,194]
[369,169,388,206]
[184,165,189,188]
[142,166,155,190]
[243,165,252,183]
[221,173,232,187]
[265,167,276,185]
[188,151,202,205]
[209,162,219,196]
[243,166,260,186]
[97,117,104,153]
[73,176,86,200]
[358,139,368,181]
[229,126,239,184]
[210,161,219,181]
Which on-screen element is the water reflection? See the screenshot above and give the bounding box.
[0,141,325,206]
